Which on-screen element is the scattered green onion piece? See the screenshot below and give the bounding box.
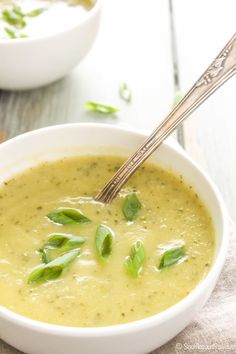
[2,9,26,28]
[19,33,28,38]
[1,4,44,37]
[28,249,80,284]
[95,224,113,260]
[26,8,45,18]
[4,26,27,39]
[122,193,142,221]
[47,209,91,225]
[44,234,86,251]
[12,4,24,17]
[125,241,145,278]
[159,245,185,270]
[4,27,17,39]
[84,102,119,114]
[119,82,132,102]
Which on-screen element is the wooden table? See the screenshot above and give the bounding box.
[0,1,235,353]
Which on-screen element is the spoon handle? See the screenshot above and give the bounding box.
[96,33,236,203]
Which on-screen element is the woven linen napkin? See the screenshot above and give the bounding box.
[0,222,235,354]
[150,220,236,354]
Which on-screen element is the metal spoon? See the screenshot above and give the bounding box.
[96,33,236,204]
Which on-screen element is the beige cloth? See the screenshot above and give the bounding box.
[1,223,235,354]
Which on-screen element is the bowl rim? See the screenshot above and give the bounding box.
[0,0,101,46]
[0,122,229,337]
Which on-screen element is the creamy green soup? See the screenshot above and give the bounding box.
[0,155,214,327]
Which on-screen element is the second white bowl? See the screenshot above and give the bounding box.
[0,1,101,90]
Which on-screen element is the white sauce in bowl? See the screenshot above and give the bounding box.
[0,0,95,39]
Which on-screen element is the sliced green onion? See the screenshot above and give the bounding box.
[125,241,145,278]
[119,82,132,102]
[159,245,185,270]
[95,224,113,260]
[12,4,24,17]
[26,8,45,17]
[84,102,119,114]
[122,193,142,221]
[4,26,27,39]
[2,9,26,28]
[47,209,91,225]
[4,27,17,39]
[28,249,80,284]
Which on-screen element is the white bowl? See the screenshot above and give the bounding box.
[0,2,101,90]
[0,123,228,354]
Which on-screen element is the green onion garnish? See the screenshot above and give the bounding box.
[28,249,80,284]
[84,102,119,114]
[119,82,132,102]
[122,193,142,221]
[125,241,145,278]
[159,245,185,269]
[47,208,91,225]
[95,224,113,260]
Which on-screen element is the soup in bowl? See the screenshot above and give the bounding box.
[0,123,228,354]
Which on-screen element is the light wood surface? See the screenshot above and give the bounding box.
[172,0,236,220]
[0,0,235,353]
